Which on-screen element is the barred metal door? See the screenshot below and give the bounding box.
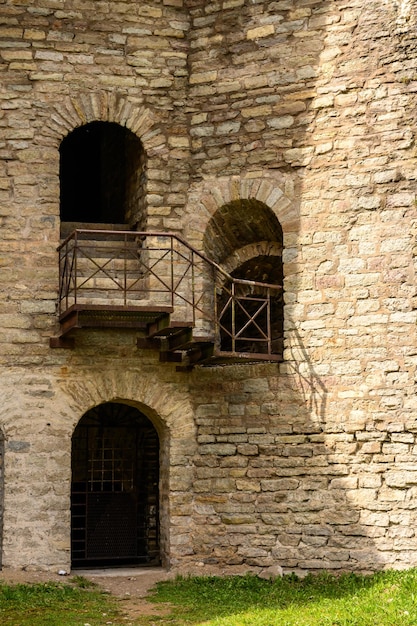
[71,403,159,568]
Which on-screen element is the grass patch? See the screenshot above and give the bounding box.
[3,569,417,625]
[0,580,124,626]
[145,569,417,626]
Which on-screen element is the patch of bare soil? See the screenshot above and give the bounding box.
[0,569,65,585]
[83,570,173,619]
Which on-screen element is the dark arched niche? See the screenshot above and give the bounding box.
[203,199,284,357]
[60,122,146,234]
[203,198,283,264]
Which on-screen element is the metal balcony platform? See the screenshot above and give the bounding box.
[50,229,283,367]
[50,304,174,349]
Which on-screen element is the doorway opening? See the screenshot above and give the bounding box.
[60,121,146,236]
[71,402,160,568]
[217,254,284,355]
[203,199,284,358]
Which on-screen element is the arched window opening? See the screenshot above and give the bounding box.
[218,255,284,356]
[60,122,146,236]
[71,402,159,568]
[204,199,284,360]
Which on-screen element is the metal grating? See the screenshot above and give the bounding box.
[71,403,159,568]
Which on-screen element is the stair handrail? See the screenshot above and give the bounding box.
[57,229,283,358]
[57,229,283,292]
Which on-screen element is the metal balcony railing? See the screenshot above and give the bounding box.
[56,230,283,362]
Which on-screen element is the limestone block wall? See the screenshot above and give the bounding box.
[181,0,417,574]
[1,0,417,574]
[186,365,417,574]
[0,0,195,571]
[0,344,198,571]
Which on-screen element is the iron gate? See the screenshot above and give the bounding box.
[71,403,159,568]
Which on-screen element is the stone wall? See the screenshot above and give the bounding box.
[0,353,198,570]
[0,0,194,571]
[1,0,417,574]
[187,366,417,574]
[180,0,417,574]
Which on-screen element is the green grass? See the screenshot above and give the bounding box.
[0,577,125,626]
[3,569,417,625]
[144,569,417,625]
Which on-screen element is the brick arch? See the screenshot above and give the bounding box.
[221,241,283,276]
[60,369,196,568]
[0,374,196,570]
[37,90,169,158]
[186,176,289,359]
[203,199,283,264]
[61,370,195,441]
[36,90,170,232]
[71,401,161,568]
[184,172,299,254]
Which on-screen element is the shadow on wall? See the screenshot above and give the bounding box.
[187,0,416,575]
[191,317,392,575]
[272,0,416,574]
[285,326,328,423]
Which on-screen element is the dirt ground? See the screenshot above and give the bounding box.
[0,566,174,619]
[0,563,258,620]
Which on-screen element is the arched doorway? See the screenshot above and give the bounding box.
[60,121,147,234]
[218,254,284,355]
[71,402,160,568]
[203,199,284,358]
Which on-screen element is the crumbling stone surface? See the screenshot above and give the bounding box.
[1,0,417,575]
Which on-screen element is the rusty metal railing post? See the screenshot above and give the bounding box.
[267,287,272,355]
[64,239,70,314]
[124,232,127,306]
[214,266,219,348]
[231,280,236,353]
[191,247,196,325]
[58,243,64,317]
[59,244,63,317]
[74,230,78,306]
[170,235,174,308]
